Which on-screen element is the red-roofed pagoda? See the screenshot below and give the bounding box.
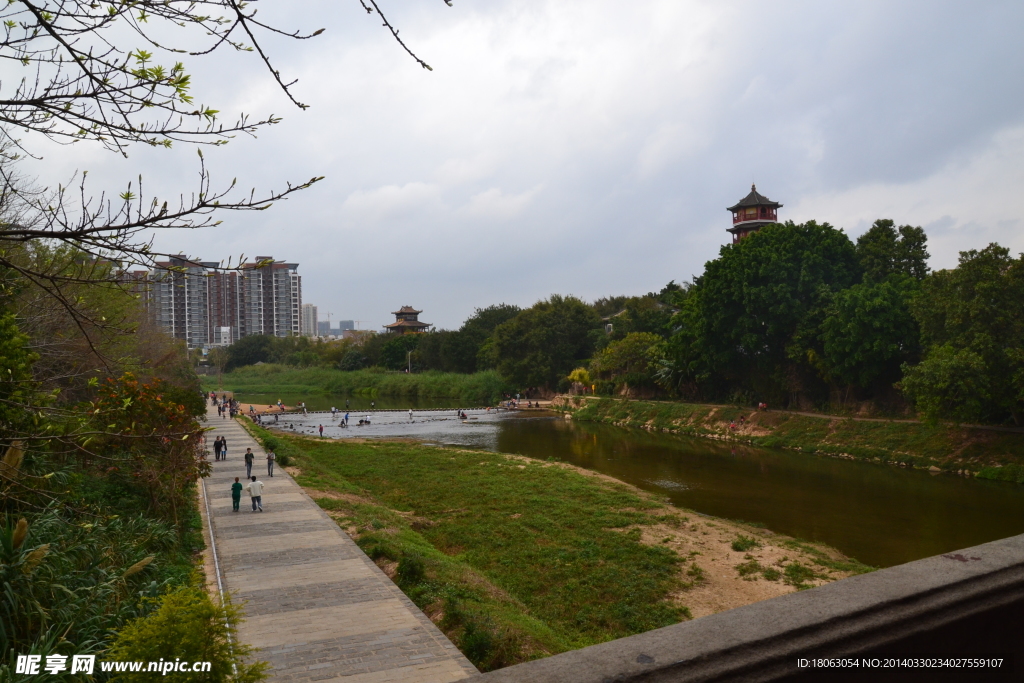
[384,306,431,335]
[726,184,782,243]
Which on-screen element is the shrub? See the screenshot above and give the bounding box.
[396,554,426,586]
[731,535,762,552]
[107,585,267,682]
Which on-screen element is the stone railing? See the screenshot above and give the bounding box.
[478,534,1024,682]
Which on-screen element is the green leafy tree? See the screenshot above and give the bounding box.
[856,219,930,283]
[590,332,666,392]
[0,311,39,438]
[819,275,920,393]
[899,346,991,424]
[339,348,368,371]
[379,334,421,371]
[224,335,275,371]
[492,295,602,389]
[901,244,1024,424]
[454,304,522,372]
[667,221,861,404]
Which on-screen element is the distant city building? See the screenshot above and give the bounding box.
[384,306,430,335]
[301,303,318,337]
[315,319,355,337]
[136,256,302,349]
[727,184,781,244]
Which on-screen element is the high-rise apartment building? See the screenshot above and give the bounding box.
[137,256,302,349]
[301,303,318,337]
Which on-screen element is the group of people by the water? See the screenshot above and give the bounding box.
[209,392,240,419]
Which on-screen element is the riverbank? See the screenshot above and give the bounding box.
[556,396,1024,482]
[203,365,512,405]
[240,419,871,670]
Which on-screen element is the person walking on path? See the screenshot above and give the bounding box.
[213,436,223,461]
[318,424,324,438]
[221,437,228,460]
[244,448,255,479]
[231,477,243,512]
[246,476,264,512]
[267,450,276,477]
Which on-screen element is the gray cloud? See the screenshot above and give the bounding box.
[15,0,1024,329]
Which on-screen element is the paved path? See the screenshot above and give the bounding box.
[200,408,478,683]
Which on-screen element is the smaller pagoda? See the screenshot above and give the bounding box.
[726,184,782,243]
[384,306,431,335]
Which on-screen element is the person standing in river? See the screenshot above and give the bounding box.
[318,424,324,438]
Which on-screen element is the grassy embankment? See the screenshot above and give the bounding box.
[557,396,1024,483]
[241,420,872,671]
[203,365,511,405]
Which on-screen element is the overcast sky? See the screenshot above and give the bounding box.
[21,0,1024,330]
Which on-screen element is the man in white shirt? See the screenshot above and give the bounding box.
[246,476,264,512]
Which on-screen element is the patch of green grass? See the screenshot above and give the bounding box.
[783,562,821,589]
[780,539,875,575]
[262,426,689,666]
[731,534,762,552]
[203,365,511,405]
[734,559,781,582]
[976,464,1024,484]
[684,562,706,586]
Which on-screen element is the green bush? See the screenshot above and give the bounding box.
[396,554,426,586]
[731,535,761,552]
[107,585,267,682]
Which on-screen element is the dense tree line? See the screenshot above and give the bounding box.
[219,220,1022,424]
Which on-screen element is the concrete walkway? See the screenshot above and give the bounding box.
[200,408,478,683]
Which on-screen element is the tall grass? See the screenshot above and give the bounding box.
[206,365,512,405]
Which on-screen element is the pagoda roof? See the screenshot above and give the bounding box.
[392,306,422,315]
[727,184,782,212]
[384,319,431,330]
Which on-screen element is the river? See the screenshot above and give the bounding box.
[237,397,1024,569]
